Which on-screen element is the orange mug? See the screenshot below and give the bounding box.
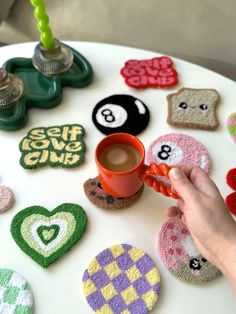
[95,133,178,199]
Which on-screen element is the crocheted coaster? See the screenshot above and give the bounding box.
[11,203,88,268]
[167,88,220,130]
[225,168,236,215]
[19,124,86,169]
[92,95,150,135]
[0,185,15,213]
[146,133,211,173]
[158,217,221,284]
[83,244,160,313]
[0,268,33,313]
[227,112,236,143]
[84,176,144,210]
[120,56,178,89]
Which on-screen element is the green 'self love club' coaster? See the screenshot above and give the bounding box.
[19,124,86,169]
[0,268,34,313]
[11,203,88,268]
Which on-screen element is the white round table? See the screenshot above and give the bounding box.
[0,42,235,313]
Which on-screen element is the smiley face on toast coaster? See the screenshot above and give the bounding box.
[158,217,221,284]
[84,176,144,210]
[0,185,15,213]
[227,112,236,143]
[120,56,178,89]
[92,95,150,135]
[83,244,160,314]
[167,88,220,130]
[19,124,86,169]
[0,268,34,313]
[11,203,87,268]
[146,133,211,173]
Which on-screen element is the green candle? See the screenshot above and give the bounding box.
[30,0,55,49]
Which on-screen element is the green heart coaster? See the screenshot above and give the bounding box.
[11,203,88,268]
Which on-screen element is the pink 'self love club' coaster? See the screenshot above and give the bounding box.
[157,217,221,284]
[146,133,211,173]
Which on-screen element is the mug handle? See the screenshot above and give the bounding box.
[143,163,179,199]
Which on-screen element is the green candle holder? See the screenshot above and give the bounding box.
[0,44,93,131]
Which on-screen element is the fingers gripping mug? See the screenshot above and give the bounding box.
[95,133,179,199]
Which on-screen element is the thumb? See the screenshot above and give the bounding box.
[169,167,198,201]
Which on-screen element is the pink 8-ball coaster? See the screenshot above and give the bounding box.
[146,133,211,173]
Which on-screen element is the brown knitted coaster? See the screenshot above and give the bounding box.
[167,88,220,130]
[84,176,144,210]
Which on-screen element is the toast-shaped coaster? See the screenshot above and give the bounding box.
[146,133,211,173]
[158,217,221,284]
[84,176,144,210]
[0,268,33,313]
[0,185,15,213]
[19,124,86,169]
[92,95,150,135]
[167,88,220,130]
[120,56,178,89]
[227,112,236,142]
[11,203,88,268]
[83,244,160,313]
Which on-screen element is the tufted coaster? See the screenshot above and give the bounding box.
[120,56,178,89]
[83,244,160,314]
[146,133,211,173]
[11,203,88,268]
[92,95,150,135]
[158,217,221,284]
[0,268,33,313]
[225,168,236,215]
[19,124,86,169]
[0,185,15,213]
[227,112,236,143]
[84,176,144,210]
[167,88,220,130]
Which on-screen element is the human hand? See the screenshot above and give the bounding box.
[167,166,236,295]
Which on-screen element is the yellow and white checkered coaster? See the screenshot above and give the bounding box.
[83,244,160,314]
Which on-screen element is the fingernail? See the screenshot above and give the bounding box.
[169,167,183,179]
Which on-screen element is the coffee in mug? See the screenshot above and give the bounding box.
[99,143,142,172]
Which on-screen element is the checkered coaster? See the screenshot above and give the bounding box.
[0,269,33,313]
[83,244,160,314]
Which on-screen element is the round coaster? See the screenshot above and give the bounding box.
[83,176,144,210]
[92,94,150,135]
[0,185,15,213]
[225,192,236,215]
[146,133,211,173]
[0,268,33,313]
[83,244,160,314]
[226,168,236,190]
[227,112,236,143]
[158,217,221,284]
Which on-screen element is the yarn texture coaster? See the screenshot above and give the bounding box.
[11,203,88,268]
[225,168,236,215]
[0,268,33,313]
[120,56,178,89]
[158,217,221,284]
[19,124,86,169]
[84,176,144,210]
[167,88,220,130]
[92,94,150,135]
[227,112,236,143]
[83,243,160,314]
[0,185,15,213]
[146,133,211,173]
